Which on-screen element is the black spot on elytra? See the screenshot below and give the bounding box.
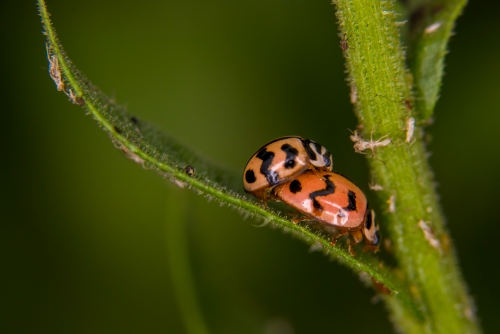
[365,208,372,229]
[309,175,336,212]
[245,170,257,183]
[343,190,357,211]
[289,179,302,193]
[256,148,279,186]
[281,144,299,169]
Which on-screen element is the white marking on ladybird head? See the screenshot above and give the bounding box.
[363,210,379,245]
[308,143,327,168]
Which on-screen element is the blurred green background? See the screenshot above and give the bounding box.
[1,0,499,333]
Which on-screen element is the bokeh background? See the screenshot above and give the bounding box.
[1,0,499,333]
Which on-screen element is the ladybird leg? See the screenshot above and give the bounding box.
[363,244,380,253]
[330,230,349,247]
[347,230,363,257]
[347,245,357,257]
[255,189,272,208]
[291,216,310,224]
[350,230,363,244]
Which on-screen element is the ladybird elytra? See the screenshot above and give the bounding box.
[243,136,332,200]
[272,170,380,251]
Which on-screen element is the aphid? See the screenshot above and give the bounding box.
[243,137,332,201]
[405,117,415,143]
[340,33,353,53]
[369,182,384,191]
[418,220,442,254]
[350,84,358,104]
[387,194,395,213]
[47,53,65,92]
[425,21,442,34]
[65,88,82,105]
[184,165,195,176]
[272,170,381,255]
[350,129,392,156]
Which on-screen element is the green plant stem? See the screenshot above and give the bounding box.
[334,0,480,333]
[166,186,210,334]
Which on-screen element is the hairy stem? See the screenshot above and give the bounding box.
[333,0,480,332]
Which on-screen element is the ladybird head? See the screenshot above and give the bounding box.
[363,209,380,251]
[302,139,333,171]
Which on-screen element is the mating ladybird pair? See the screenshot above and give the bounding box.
[243,136,380,253]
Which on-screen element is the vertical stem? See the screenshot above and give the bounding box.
[333,0,480,332]
[166,186,211,334]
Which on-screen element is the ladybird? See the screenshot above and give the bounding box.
[243,136,332,200]
[272,170,380,253]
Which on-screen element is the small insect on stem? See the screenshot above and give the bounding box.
[349,129,392,157]
[405,117,415,143]
[350,84,358,104]
[386,194,395,213]
[369,182,384,191]
[46,44,65,92]
[65,88,84,105]
[418,220,442,255]
[48,55,65,91]
[340,33,354,54]
[425,21,442,34]
[184,165,195,176]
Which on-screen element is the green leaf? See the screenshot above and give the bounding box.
[408,0,468,123]
[36,0,420,319]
